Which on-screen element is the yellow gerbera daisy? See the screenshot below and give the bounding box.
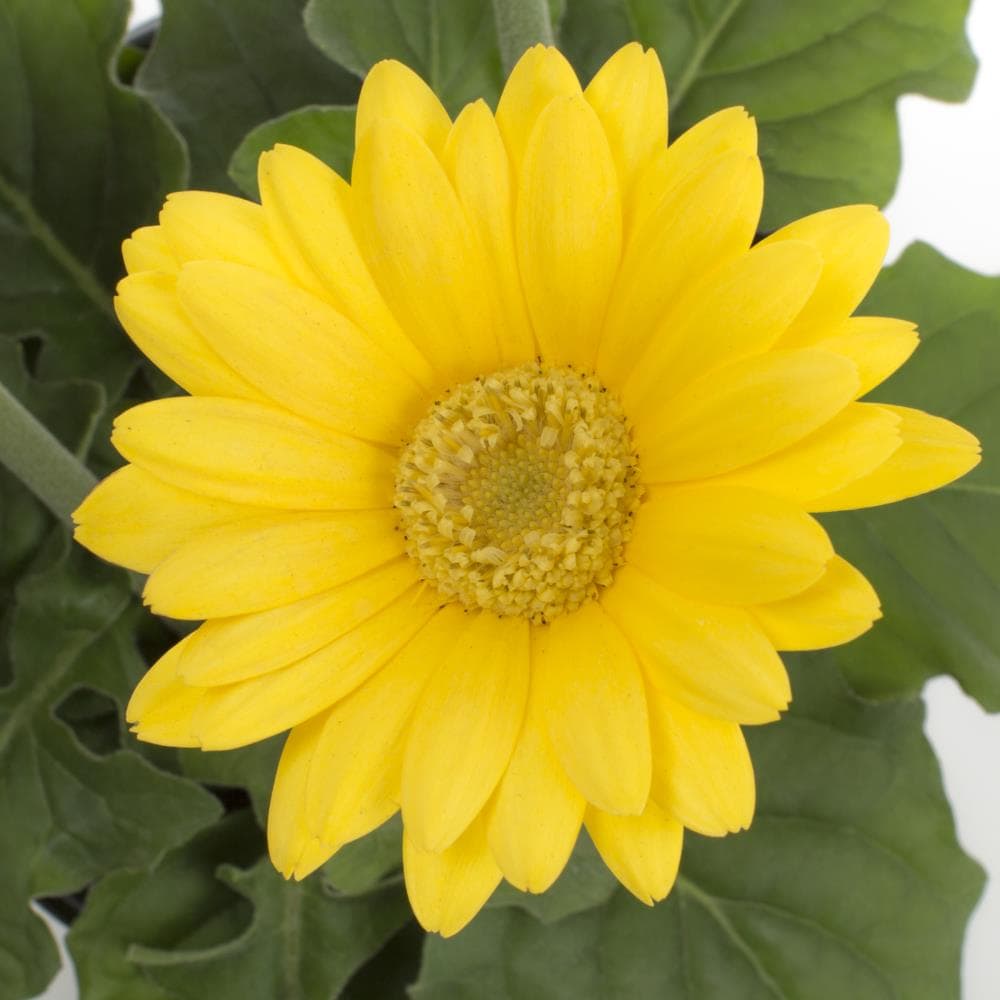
[73,43,980,936]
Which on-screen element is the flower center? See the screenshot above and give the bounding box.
[394,363,642,623]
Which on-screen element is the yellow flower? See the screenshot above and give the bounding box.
[74,43,979,936]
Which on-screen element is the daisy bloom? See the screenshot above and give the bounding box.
[74,43,980,936]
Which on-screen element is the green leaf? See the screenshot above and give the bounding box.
[321,814,403,894]
[0,0,186,398]
[340,922,425,1000]
[558,0,976,230]
[68,811,265,1000]
[178,737,283,829]
[136,0,359,192]
[414,660,983,999]
[303,0,565,113]
[228,105,357,199]
[125,857,410,998]
[810,243,1000,707]
[0,536,221,1000]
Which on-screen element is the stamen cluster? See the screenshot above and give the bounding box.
[394,363,642,623]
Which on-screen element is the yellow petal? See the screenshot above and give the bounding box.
[143,509,402,619]
[597,151,762,386]
[487,668,585,893]
[356,59,451,155]
[584,43,667,197]
[127,639,204,747]
[629,485,834,605]
[307,608,461,848]
[403,613,530,852]
[624,240,823,415]
[158,191,290,278]
[112,397,394,511]
[812,317,919,397]
[752,555,881,651]
[176,260,425,443]
[765,205,889,345]
[585,801,682,905]
[715,403,902,506]
[114,272,263,400]
[495,44,581,176]
[191,584,440,748]
[73,464,258,574]
[178,559,420,685]
[666,106,757,175]
[533,602,651,814]
[442,101,535,366]
[403,813,501,937]
[122,225,178,275]
[640,349,859,483]
[810,405,981,511]
[629,106,756,237]
[646,687,755,836]
[602,565,790,725]
[268,715,330,878]
[257,144,434,390]
[353,119,500,381]
[516,95,621,367]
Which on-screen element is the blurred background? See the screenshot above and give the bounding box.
[33,0,1000,996]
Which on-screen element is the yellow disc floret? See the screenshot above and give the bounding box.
[394,363,642,623]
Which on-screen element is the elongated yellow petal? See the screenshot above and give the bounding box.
[144,509,402,619]
[516,95,621,367]
[585,801,682,905]
[812,317,919,397]
[602,566,790,725]
[752,555,881,650]
[268,716,330,878]
[810,405,981,511]
[442,101,535,366]
[257,144,434,389]
[112,397,394,511]
[403,813,501,937]
[127,639,204,747]
[629,106,756,237]
[403,613,530,852]
[597,151,762,385]
[73,465,258,574]
[158,191,291,278]
[629,485,833,605]
[115,272,263,400]
[765,205,889,345]
[495,44,581,175]
[176,261,425,443]
[353,120,500,381]
[715,403,902,505]
[640,349,859,483]
[356,59,451,155]
[584,43,667,197]
[487,667,585,893]
[191,585,440,748]
[307,608,461,847]
[122,225,178,274]
[178,559,419,685]
[646,687,755,836]
[624,240,823,415]
[533,602,651,814]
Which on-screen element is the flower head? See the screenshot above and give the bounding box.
[74,43,980,935]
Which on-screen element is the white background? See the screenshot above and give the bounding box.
[34,0,1000,996]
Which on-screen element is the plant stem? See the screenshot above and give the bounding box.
[0,378,97,521]
[492,0,555,75]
